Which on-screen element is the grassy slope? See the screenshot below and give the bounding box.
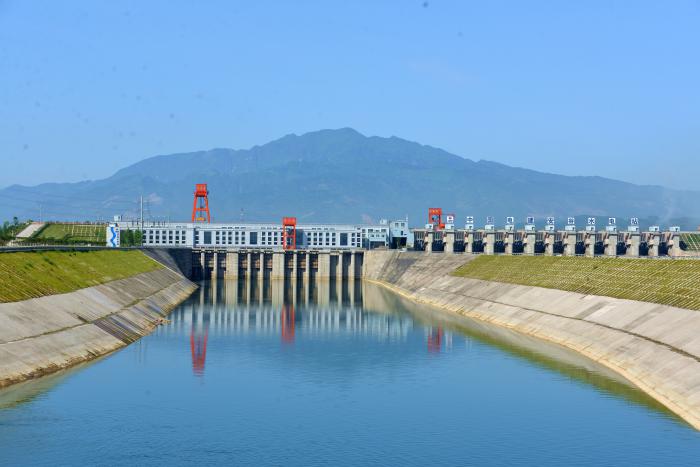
[453,255,700,311]
[33,224,105,243]
[0,250,162,303]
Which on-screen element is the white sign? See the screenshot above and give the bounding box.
[506,216,514,225]
[546,216,555,225]
[608,217,616,226]
[630,217,639,226]
[526,216,535,225]
[446,215,455,224]
[567,217,576,225]
[106,224,120,248]
[486,216,494,225]
[466,216,474,224]
[587,217,596,225]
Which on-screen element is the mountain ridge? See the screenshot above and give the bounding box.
[1,128,697,228]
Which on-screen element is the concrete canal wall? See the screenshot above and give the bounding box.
[363,250,700,430]
[0,267,197,388]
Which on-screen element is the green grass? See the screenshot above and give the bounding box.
[32,223,106,244]
[0,250,162,303]
[452,255,700,311]
[681,233,700,252]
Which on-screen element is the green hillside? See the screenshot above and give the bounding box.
[0,250,162,303]
[32,223,106,244]
[453,255,700,310]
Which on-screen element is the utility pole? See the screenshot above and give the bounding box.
[140,195,144,246]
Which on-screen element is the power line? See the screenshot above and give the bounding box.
[0,192,139,208]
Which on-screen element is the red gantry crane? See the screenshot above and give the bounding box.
[282,217,297,250]
[192,183,211,223]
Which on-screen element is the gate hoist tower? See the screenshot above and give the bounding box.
[192,183,211,223]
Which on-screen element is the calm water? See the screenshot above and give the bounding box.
[1,279,700,466]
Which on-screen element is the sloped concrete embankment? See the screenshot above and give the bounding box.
[364,251,700,430]
[0,268,197,388]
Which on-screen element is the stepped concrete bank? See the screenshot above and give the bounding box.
[363,251,700,429]
[0,267,197,388]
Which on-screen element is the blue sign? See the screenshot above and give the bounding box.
[107,224,120,247]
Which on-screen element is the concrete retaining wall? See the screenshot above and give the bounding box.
[0,267,197,388]
[363,251,700,430]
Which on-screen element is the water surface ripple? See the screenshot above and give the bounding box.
[1,279,699,466]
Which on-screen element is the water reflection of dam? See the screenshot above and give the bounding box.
[160,279,456,375]
[169,279,421,339]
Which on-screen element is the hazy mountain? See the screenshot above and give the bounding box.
[2,128,698,228]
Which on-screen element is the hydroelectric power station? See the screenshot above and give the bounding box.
[104,184,692,280]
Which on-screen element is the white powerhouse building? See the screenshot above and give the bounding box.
[111,220,410,250]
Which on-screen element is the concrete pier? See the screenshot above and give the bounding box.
[604,232,618,257]
[246,252,253,278]
[504,231,515,255]
[211,252,219,279]
[626,232,640,257]
[524,232,536,256]
[225,251,239,279]
[349,252,356,280]
[444,231,455,253]
[648,233,661,257]
[465,231,474,254]
[484,231,495,255]
[318,252,331,279]
[292,252,299,281]
[669,232,682,258]
[271,252,284,280]
[544,233,554,256]
[584,233,595,257]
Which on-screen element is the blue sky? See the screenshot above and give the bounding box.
[1,1,698,190]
